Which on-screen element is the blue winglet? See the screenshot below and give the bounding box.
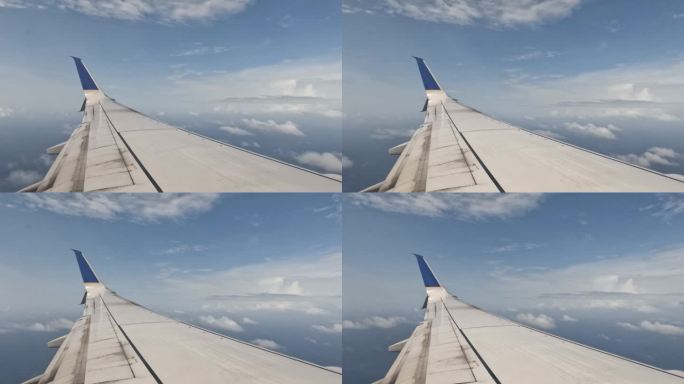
[70,57,99,91]
[73,249,99,283]
[414,254,440,287]
[413,57,441,91]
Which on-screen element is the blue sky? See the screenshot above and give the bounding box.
[0,193,341,382]
[343,0,684,191]
[0,0,342,191]
[343,193,684,382]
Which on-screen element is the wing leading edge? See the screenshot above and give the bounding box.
[24,250,341,384]
[375,255,684,384]
[363,58,684,192]
[21,58,341,192]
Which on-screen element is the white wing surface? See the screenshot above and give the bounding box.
[364,58,684,192]
[21,58,341,192]
[375,255,684,384]
[23,250,341,384]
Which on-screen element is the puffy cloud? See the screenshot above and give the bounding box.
[564,122,620,140]
[343,316,408,329]
[616,147,680,168]
[199,315,244,332]
[251,338,283,350]
[0,106,13,117]
[312,323,342,334]
[11,318,74,332]
[18,194,220,222]
[561,314,578,322]
[241,118,304,136]
[294,152,352,174]
[516,313,556,329]
[381,0,582,27]
[219,126,253,136]
[348,194,543,219]
[241,317,258,325]
[618,321,684,336]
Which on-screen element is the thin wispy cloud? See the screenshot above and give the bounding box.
[16,194,220,222]
[348,194,544,220]
[10,0,254,23]
[377,0,583,27]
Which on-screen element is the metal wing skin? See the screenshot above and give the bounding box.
[364,58,684,192]
[375,255,684,384]
[23,250,341,384]
[21,57,341,192]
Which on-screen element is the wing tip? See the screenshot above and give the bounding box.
[73,249,99,284]
[413,57,441,91]
[70,56,99,91]
[414,254,440,287]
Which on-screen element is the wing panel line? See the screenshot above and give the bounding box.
[99,104,163,192]
[441,103,504,192]
[441,299,502,384]
[100,296,163,384]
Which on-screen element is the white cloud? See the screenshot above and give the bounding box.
[564,122,620,140]
[5,169,41,188]
[618,321,684,336]
[312,323,342,334]
[172,44,232,57]
[162,252,341,315]
[516,313,556,329]
[12,318,74,332]
[643,195,684,219]
[370,128,415,140]
[616,147,681,168]
[294,152,351,174]
[507,50,563,62]
[241,118,304,136]
[382,0,582,27]
[562,314,578,322]
[487,242,541,253]
[251,338,283,350]
[19,194,220,222]
[199,315,243,332]
[155,244,209,255]
[0,106,13,117]
[53,0,253,23]
[241,317,258,325]
[219,126,253,136]
[348,194,543,219]
[343,316,408,329]
[507,60,684,122]
[176,57,341,118]
[492,247,684,315]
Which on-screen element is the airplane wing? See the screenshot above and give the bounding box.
[364,57,684,192]
[23,250,341,384]
[20,57,341,192]
[375,254,684,384]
